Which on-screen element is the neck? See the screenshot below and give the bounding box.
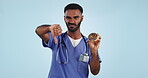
[67,30,82,40]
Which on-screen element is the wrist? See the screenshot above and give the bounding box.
[45,25,52,32]
[90,49,98,55]
[48,26,52,32]
[91,51,99,62]
[90,49,98,53]
[91,51,98,56]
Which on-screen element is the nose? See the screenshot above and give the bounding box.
[69,18,75,23]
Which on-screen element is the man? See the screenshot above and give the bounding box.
[35,3,102,78]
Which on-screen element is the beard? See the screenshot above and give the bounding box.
[65,21,82,32]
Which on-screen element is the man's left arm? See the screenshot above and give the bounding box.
[88,33,101,75]
[89,50,100,75]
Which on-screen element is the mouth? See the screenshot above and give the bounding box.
[69,26,75,29]
[68,24,76,29]
[69,27,74,29]
[68,23,76,27]
[68,25,76,27]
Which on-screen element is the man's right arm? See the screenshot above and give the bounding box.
[35,24,62,44]
[35,25,51,44]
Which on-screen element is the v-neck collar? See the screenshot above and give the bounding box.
[65,34,83,48]
[67,35,82,47]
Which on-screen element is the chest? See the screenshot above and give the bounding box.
[65,38,87,62]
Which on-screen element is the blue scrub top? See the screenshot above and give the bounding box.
[42,32,101,78]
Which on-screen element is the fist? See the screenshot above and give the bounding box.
[49,24,62,43]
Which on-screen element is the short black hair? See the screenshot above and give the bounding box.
[64,3,83,14]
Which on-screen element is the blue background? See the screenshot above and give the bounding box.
[0,0,148,78]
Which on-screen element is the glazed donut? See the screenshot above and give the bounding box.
[88,33,99,41]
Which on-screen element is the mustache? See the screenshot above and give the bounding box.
[67,23,76,26]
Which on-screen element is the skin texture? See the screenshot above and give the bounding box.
[35,9,101,75]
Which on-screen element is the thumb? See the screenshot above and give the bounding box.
[54,37,58,44]
[50,29,58,44]
[87,40,90,45]
[87,40,92,47]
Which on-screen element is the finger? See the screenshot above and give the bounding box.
[87,40,93,46]
[57,25,61,29]
[54,28,58,35]
[95,39,101,48]
[51,27,57,38]
[52,24,61,30]
[55,28,62,34]
[57,29,62,35]
[54,28,62,32]
[54,24,61,30]
[50,29,55,37]
[97,35,101,40]
[54,37,58,44]
[87,40,90,44]
[54,24,61,29]
[96,39,101,43]
[54,29,62,36]
[87,40,91,47]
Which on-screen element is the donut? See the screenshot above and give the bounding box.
[88,33,99,41]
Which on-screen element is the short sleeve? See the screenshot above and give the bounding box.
[88,51,102,63]
[42,32,55,49]
[98,54,102,63]
[85,37,102,63]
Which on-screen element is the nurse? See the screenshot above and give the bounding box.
[35,3,102,78]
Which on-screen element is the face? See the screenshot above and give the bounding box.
[64,9,83,32]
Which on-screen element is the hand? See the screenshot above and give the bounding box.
[49,24,62,43]
[88,33,101,54]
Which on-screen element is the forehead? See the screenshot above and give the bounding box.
[64,9,82,16]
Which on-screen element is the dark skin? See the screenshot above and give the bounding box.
[35,9,101,75]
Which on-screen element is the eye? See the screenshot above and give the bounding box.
[74,16,79,19]
[65,16,71,19]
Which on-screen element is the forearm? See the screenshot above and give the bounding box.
[35,25,51,36]
[35,25,51,43]
[90,50,100,75]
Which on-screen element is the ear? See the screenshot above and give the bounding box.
[81,15,84,21]
[64,16,66,21]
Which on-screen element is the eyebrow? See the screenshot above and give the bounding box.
[73,16,79,18]
[65,16,80,19]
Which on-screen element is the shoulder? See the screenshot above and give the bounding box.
[57,32,66,40]
[83,35,89,41]
[58,32,66,38]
